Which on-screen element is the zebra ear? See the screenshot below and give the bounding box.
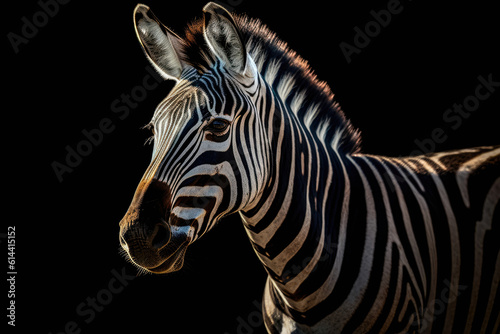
[133,4,185,81]
[202,2,247,74]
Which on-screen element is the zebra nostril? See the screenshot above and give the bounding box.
[151,223,171,250]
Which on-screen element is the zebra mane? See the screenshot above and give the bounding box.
[180,14,362,154]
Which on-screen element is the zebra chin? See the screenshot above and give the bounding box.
[143,225,194,274]
[143,208,209,274]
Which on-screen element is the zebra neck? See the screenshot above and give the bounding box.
[238,151,415,322]
[239,83,349,298]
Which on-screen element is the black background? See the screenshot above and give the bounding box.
[5,0,499,333]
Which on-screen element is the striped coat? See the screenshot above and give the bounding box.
[119,3,500,333]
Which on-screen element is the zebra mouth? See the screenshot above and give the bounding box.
[146,226,193,274]
[147,241,189,274]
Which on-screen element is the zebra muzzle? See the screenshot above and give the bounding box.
[119,179,192,273]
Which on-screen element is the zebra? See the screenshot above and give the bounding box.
[118,2,500,333]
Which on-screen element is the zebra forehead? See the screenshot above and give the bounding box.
[154,65,244,123]
[152,79,208,124]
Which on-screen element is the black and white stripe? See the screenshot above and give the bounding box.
[120,3,500,333]
[255,147,499,333]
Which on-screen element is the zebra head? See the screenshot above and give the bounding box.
[119,3,270,273]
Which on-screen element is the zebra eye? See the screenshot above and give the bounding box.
[206,118,230,133]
